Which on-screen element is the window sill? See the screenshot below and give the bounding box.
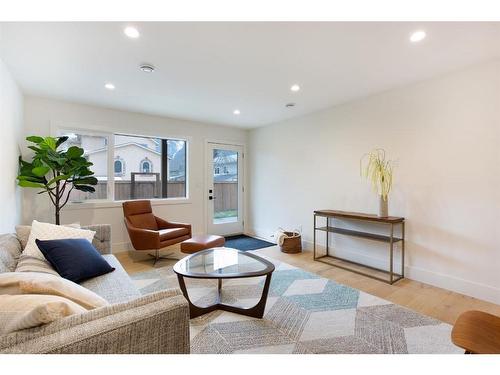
[64,198,192,210]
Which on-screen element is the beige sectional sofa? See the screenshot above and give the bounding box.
[0,225,190,354]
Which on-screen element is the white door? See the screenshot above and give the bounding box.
[207,142,244,236]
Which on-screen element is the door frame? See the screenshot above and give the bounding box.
[204,139,246,236]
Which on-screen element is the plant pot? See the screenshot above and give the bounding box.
[379,195,388,217]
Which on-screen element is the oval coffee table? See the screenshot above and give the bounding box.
[173,247,275,319]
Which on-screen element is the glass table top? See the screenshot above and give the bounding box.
[173,247,275,278]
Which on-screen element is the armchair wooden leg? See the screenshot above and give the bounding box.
[148,250,179,265]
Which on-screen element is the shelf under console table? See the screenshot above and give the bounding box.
[313,210,405,284]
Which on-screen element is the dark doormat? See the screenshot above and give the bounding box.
[224,234,275,251]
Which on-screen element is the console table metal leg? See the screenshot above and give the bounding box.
[313,214,317,260]
[326,217,329,257]
[389,223,394,284]
[401,221,405,278]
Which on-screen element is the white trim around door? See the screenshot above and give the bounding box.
[205,141,244,236]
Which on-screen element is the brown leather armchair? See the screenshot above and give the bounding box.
[123,200,192,264]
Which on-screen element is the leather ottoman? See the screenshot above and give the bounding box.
[180,234,225,254]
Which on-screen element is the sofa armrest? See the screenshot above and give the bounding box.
[0,289,190,354]
[82,224,111,255]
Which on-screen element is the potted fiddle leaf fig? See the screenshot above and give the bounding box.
[17,135,97,225]
[360,149,395,217]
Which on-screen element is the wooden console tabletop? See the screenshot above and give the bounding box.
[313,210,405,284]
[314,210,404,223]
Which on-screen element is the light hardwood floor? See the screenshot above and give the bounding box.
[116,245,500,325]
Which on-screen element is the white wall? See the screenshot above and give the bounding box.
[248,60,500,304]
[22,96,247,251]
[0,59,23,233]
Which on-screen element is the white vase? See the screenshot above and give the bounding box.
[379,195,388,217]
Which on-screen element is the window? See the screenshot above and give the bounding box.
[165,139,187,198]
[114,159,124,175]
[116,134,186,200]
[140,158,152,173]
[58,129,187,202]
[58,130,109,201]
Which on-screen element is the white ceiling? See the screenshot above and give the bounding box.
[1,22,500,128]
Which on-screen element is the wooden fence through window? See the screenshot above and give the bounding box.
[71,180,238,212]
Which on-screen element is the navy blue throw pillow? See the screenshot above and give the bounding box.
[35,238,115,283]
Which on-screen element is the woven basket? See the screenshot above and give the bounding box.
[280,231,302,254]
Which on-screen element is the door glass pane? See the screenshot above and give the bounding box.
[213,149,238,224]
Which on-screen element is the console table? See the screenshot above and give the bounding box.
[313,210,405,284]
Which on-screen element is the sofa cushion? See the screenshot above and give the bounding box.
[24,220,95,261]
[80,255,141,304]
[35,239,115,283]
[0,272,109,309]
[0,234,22,273]
[14,226,31,250]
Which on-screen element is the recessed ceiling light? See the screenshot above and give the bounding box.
[124,26,140,39]
[233,109,241,115]
[104,83,115,90]
[410,30,426,43]
[139,64,155,73]
[290,84,300,92]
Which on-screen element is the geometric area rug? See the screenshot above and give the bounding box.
[131,255,461,354]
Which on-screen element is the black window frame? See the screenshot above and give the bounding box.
[161,139,187,199]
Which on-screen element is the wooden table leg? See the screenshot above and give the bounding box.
[176,273,273,319]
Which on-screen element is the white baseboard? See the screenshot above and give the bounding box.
[247,226,500,305]
[244,229,275,243]
[111,241,132,253]
[405,265,500,305]
[246,227,275,242]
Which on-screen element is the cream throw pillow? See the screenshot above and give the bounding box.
[23,220,95,261]
[16,223,81,250]
[0,272,108,309]
[0,294,87,334]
